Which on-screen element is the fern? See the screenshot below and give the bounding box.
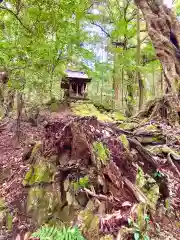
[31,226,85,240]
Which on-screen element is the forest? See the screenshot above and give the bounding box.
[0,0,180,239]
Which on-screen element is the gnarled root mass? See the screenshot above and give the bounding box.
[41,115,179,237]
[1,111,180,239]
[136,94,180,126]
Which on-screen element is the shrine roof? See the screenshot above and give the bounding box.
[64,70,91,81]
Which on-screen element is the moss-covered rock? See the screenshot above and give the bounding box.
[111,111,126,121]
[27,183,62,225]
[23,159,56,186]
[119,122,138,130]
[28,141,42,164]
[71,102,113,122]
[78,209,99,239]
[136,136,165,144]
[50,102,59,112]
[136,168,159,209]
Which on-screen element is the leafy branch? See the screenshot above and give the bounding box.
[0,6,32,32]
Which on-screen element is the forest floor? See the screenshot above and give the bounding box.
[0,102,180,240]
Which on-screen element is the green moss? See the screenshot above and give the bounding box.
[50,102,59,112]
[119,134,129,149]
[162,146,180,157]
[111,111,126,121]
[152,136,163,142]
[145,124,157,131]
[31,141,41,155]
[150,145,180,157]
[0,198,7,225]
[79,209,99,239]
[0,198,12,230]
[71,102,113,122]
[93,141,110,165]
[23,160,56,186]
[27,184,62,225]
[119,122,138,130]
[0,198,6,211]
[136,168,159,209]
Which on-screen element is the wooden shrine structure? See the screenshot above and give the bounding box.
[61,70,92,100]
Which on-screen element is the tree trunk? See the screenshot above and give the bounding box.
[136,7,144,109]
[112,53,120,109]
[126,72,135,117]
[134,0,180,94]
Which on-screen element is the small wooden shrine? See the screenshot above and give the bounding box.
[61,70,92,99]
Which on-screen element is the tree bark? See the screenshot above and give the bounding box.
[134,0,180,95]
[136,7,144,109]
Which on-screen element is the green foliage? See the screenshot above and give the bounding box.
[31,225,85,240]
[175,0,180,16]
[154,171,163,178]
[0,0,164,111]
[73,176,89,190]
[6,212,13,231]
[93,141,110,164]
[128,206,150,240]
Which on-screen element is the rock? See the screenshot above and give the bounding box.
[58,151,70,166]
[76,192,88,207]
[22,143,35,161]
[86,200,99,212]
[23,159,56,186]
[49,155,58,165]
[71,102,113,122]
[50,102,59,112]
[66,191,74,205]
[64,178,70,192]
[57,205,77,222]
[98,202,106,215]
[78,210,99,239]
[28,141,42,164]
[24,232,32,240]
[27,184,62,225]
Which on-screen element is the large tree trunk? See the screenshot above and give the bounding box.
[134,0,180,94]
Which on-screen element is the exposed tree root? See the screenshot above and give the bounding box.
[135,94,180,125]
[167,153,180,178]
[1,108,180,239]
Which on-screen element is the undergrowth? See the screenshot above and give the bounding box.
[30,226,85,240]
